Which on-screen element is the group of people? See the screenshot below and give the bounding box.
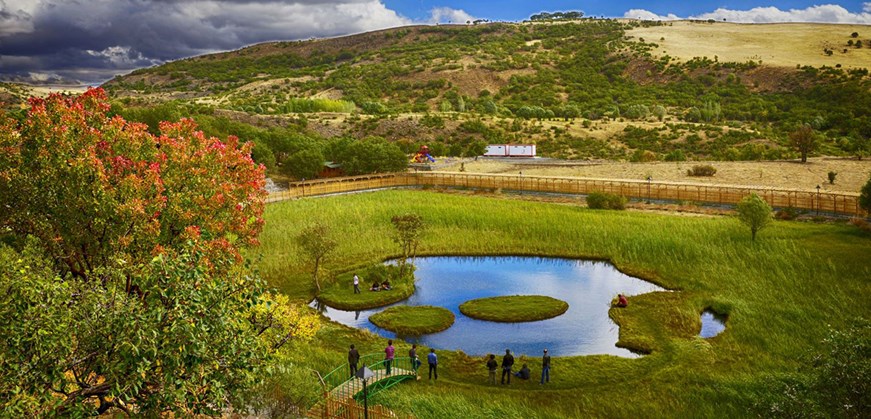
[487,348,551,385]
[352,273,391,294]
[406,343,439,380]
[370,280,391,292]
[347,341,438,381]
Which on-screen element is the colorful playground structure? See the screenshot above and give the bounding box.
[411,145,436,163]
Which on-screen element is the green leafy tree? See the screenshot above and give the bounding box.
[737,193,774,241]
[296,222,337,292]
[283,147,325,180]
[465,140,488,157]
[790,124,817,163]
[331,137,407,175]
[251,141,277,172]
[860,174,871,214]
[391,213,425,278]
[482,99,498,115]
[848,135,870,160]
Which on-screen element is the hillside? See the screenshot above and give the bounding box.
[98,19,871,166]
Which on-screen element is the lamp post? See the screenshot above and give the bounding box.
[646,176,651,204]
[355,366,375,419]
[816,184,821,215]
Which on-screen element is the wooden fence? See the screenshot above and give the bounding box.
[307,395,413,419]
[268,172,865,217]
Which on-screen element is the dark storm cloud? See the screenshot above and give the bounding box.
[0,0,412,84]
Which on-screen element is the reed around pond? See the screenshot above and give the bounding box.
[256,189,871,417]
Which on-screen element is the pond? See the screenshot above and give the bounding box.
[699,310,727,338]
[315,256,666,357]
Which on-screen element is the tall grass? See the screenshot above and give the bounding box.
[254,190,871,417]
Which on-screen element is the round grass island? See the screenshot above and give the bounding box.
[459,295,569,322]
[369,305,456,335]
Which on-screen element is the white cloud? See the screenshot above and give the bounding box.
[624,9,680,21]
[85,46,161,68]
[625,4,871,24]
[428,7,475,24]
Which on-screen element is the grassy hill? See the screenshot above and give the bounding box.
[96,19,870,164]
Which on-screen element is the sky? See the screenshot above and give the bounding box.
[1,1,870,86]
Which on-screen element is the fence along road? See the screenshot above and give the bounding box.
[267,171,865,217]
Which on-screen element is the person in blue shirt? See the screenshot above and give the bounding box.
[427,348,438,380]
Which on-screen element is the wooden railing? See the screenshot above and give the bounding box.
[269,172,865,217]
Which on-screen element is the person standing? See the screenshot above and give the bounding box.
[384,339,395,375]
[348,344,360,378]
[501,349,515,385]
[486,354,498,385]
[409,344,420,376]
[540,349,551,384]
[427,348,438,380]
[353,274,360,294]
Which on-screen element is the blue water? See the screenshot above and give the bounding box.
[315,256,666,357]
[699,310,727,338]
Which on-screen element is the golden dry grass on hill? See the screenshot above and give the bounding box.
[628,21,871,69]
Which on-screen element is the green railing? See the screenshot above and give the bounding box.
[321,354,418,401]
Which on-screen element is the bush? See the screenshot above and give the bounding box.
[849,217,871,232]
[775,207,803,220]
[687,165,717,176]
[586,192,627,210]
[664,149,686,162]
[827,171,837,184]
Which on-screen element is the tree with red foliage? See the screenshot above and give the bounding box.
[0,88,266,281]
[0,89,317,416]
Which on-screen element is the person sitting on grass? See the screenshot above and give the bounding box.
[370,282,380,292]
[514,363,531,380]
[616,293,628,308]
[381,280,392,291]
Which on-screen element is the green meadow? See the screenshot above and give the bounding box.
[256,190,870,417]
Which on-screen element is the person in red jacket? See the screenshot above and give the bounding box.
[616,294,628,307]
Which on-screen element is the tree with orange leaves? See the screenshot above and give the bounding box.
[0,89,318,416]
